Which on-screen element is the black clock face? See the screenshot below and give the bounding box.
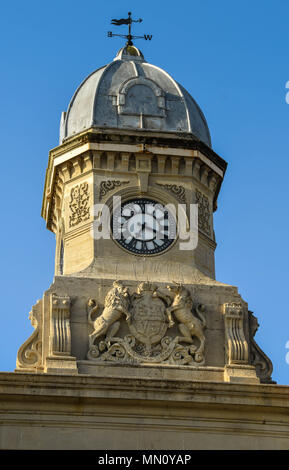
[112,198,176,255]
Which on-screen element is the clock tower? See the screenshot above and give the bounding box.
[1,17,288,452]
[16,43,273,385]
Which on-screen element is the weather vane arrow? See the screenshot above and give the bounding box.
[108,12,152,46]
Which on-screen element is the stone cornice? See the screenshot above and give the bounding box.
[1,372,286,408]
[51,128,228,173]
[42,128,227,225]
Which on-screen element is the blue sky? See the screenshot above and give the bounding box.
[0,0,288,384]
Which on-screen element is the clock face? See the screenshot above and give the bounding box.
[112,198,176,255]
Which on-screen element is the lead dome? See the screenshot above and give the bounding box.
[60,45,211,147]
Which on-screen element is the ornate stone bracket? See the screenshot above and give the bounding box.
[249,311,275,384]
[223,302,259,384]
[49,294,72,356]
[223,302,249,365]
[46,294,78,374]
[16,300,43,372]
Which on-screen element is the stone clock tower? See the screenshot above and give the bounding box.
[3,42,289,450]
[17,44,272,381]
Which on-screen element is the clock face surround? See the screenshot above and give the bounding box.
[112,198,176,256]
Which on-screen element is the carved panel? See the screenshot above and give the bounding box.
[195,189,211,236]
[156,183,186,204]
[86,281,206,366]
[16,300,43,371]
[223,302,249,365]
[49,294,72,356]
[69,182,90,227]
[99,180,129,200]
[249,311,275,383]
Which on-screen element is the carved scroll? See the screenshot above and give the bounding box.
[156,183,186,204]
[16,299,43,371]
[249,311,275,383]
[223,302,249,365]
[49,294,72,356]
[99,180,129,200]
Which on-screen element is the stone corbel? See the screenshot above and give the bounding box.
[61,162,72,182]
[223,302,259,384]
[192,159,202,180]
[82,152,93,172]
[45,293,78,374]
[136,154,152,193]
[107,152,116,170]
[71,157,83,178]
[157,155,166,173]
[121,152,130,171]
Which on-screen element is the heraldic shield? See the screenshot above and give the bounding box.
[128,283,168,348]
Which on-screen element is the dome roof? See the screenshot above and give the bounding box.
[60,46,211,147]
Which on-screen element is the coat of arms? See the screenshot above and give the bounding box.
[87,281,206,366]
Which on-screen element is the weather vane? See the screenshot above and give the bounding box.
[107,12,152,46]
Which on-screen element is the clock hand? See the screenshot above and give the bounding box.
[145,226,165,236]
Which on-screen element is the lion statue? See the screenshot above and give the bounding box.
[166,283,206,362]
[87,281,131,354]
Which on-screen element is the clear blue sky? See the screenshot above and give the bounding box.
[0,0,288,384]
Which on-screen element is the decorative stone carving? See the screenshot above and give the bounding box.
[87,281,131,360]
[156,183,186,203]
[223,302,249,365]
[69,182,90,227]
[195,189,211,236]
[166,284,206,363]
[87,281,206,365]
[99,180,129,200]
[16,300,43,371]
[49,294,72,356]
[248,311,275,383]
